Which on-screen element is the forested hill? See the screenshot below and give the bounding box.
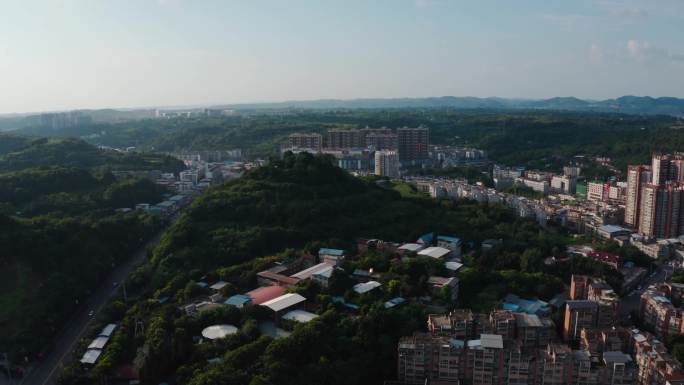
[0,134,31,155]
[0,137,184,172]
[0,137,184,358]
[150,151,511,274]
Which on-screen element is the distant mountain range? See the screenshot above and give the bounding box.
[216,95,684,117]
[2,97,684,130]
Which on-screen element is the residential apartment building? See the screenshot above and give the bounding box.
[493,165,524,180]
[573,350,600,384]
[639,183,684,239]
[397,127,430,162]
[288,133,323,151]
[428,309,479,340]
[588,181,606,202]
[505,341,536,385]
[625,165,651,227]
[570,275,590,300]
[487,310,516,342]
[587,279,620,329]
[633,331,684,385]
[327,128,364,148]
[375,150,400,178]
[537,344,574,384]
[514,312,555,348]
[626,154,684,239]
[564,166,582,177]
[640,286,684,340]
[366,133,398,150]
[397,333,464,384]
[466,334,505,385]
[397,311,638,385]
[551,175,577,195]
[609,182,628,202]
[327,128,384,148]
[516,177,550,195]
[563,301,598,342]
[602,351,638,385]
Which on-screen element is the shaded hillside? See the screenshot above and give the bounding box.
[0,137,185,172]
[0,134,31,156]
[150,152,523,275]
[0,138,181,358]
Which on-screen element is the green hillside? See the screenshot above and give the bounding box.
[0,138,182,357]
[75,152,595,385]
[0,137,185,172]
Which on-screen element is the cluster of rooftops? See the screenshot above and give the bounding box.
[80,324,117,364]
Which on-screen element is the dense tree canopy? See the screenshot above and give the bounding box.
[0,138,178,358]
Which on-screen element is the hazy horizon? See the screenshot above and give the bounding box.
[2,0,683,114]
[4,93,684,117]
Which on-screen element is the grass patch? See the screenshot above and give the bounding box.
[390,181,429,199]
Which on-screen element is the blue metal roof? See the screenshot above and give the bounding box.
[502,303,520,312]
[225,294,251,306]
[600,224,629,233]
[319,248,345,256]
[384,297,406,308]
[417,233,434,244]
[438,235,461,243]
[332,296,359,310]
[518,299,550,315]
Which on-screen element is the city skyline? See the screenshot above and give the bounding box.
[1,0,684,114]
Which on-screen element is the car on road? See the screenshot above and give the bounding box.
[88,310,94,317]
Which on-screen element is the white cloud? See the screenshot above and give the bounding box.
[626,40,684,63]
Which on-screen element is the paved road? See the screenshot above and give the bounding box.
[619,263,674,321]
[20,226,171,385]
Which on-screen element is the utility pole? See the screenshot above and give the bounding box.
[122,280,128,303]
[134,319,145,338]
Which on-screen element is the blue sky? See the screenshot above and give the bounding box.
[1,0,683,113]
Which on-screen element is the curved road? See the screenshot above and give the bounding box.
[20,224,171,385]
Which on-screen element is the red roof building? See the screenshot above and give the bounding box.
[256,271,300,288]
[587,251,621,269]
[247,285,287,305]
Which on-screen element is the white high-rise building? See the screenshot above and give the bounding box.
[374,150,399,178]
